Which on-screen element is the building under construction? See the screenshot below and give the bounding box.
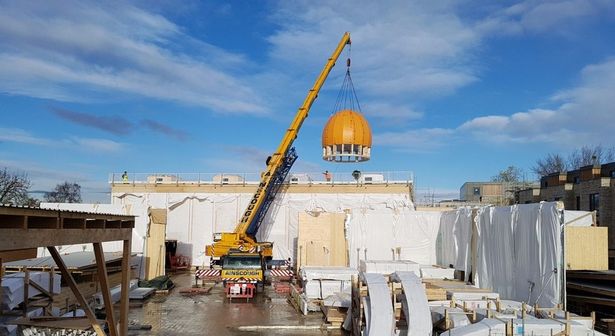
[1,32,613,336]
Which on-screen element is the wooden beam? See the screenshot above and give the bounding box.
[93,243,118,336]
[0,257,3,318]
[567,294,615,307]
[0,228,132,251]
[29,280,52,298]
[47,246,105,336]
[23,269,29,317]
[119,239,131,336]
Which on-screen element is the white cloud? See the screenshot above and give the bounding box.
[0,128,54,146]
[459,58,615,145]
[362,102,423,124]
[374,57,615,151]
[68,137,123,153]
[374,128,455,152]
[0,127,123,153]
[0,1,266,115]
[478,0,615,36]
[267,1,481,99]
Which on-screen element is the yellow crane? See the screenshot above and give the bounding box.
[205,32,352,299]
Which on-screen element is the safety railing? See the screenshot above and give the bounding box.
[109,171,414,186]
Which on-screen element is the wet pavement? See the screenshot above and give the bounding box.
[127,273,345,336]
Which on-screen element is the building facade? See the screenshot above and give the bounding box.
[109,171,417,268]
[459,182,505,204]
[517,162,615,266]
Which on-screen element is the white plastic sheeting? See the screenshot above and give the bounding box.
[111,192,440,268]
[475,203,562,307]
[438,203,594,308]
[438,207,473,280]
[439,206,593,279]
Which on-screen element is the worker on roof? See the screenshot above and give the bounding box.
[323,170,332,182]
[122,171,128,183]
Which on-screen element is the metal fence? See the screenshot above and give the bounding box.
[109,171,414,186]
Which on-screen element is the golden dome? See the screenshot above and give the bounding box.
[322,109,372,162]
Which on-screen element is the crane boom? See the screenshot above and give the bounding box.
[206,32,351,259]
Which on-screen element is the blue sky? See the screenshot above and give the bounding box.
[1,0,615,202]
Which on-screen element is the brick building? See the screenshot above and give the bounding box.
[517,162,615,267]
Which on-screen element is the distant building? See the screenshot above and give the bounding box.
[517,162,615,267]
[459,182,505,204]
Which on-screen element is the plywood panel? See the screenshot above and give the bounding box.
[297,212,347,269]
[145,209,167,280]
[565,226,608,270]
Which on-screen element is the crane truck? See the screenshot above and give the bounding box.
[205,32,352,299]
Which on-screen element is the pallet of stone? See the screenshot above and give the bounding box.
[424,283,447,301]
[1,271,61,311]
[359,260,420,277]
[321,305,347,325]
[289,283,320,315]
[421,278,496,301]
[419,265,456,279]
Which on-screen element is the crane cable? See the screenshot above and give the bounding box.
[332,44,362,114]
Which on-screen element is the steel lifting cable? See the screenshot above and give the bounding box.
[331,44,362,114]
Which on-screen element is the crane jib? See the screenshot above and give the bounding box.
[241,181,266,223]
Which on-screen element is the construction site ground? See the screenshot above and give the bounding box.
[127,272,343,336]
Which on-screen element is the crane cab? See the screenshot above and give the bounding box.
[221,252,264,300]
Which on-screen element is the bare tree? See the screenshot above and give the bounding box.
[491,166,523,183]
[532,153,567,177]
[567,145,615,170]
[44,182,82,203]
[0,168,32,205]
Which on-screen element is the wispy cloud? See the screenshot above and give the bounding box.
[362,101,423,125]
[69,137,123,152]
[0,159,109,202]
[374,128,455,153]
[51,107,134,135]
[0,1,267,115]
[202,144,325,174]
[0,128,53,146]
[267,1,481,99]
[142,119,189,141]
[0,127,123,153]
[478,0,615,36]
[50,107,190,141]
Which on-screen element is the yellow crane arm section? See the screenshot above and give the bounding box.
[206,32,351,258]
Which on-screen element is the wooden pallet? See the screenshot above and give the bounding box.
[321,305,347,324]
